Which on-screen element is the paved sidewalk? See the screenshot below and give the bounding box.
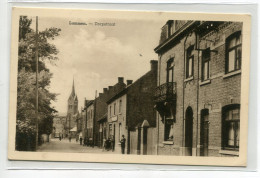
[37,138,119,154]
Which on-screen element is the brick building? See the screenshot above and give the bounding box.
[85,100,94,145]
[107,60,158,154]
[154,20,242,157]
[84,78,126,147]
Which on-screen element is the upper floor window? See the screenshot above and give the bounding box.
[222,104,240,150]
[114,103,116,115]
[119,100,122,113]
[167,58,174,83]
[202,48,210,81]
[109,105,112,117]
[167,20,175,37]
[226,31,242,73]
[186,46,194,78]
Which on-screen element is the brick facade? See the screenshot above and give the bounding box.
[155,21,242,157]
[107,60,158,154]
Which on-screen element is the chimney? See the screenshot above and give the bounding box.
[118,77,124,83]
[103,88,108,93]
[150,60,158,71]
[108,86,113,90]
[99,93,103,97]
[127,80,133,86]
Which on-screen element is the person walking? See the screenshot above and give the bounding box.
[120,135,126,154]
[80,137,82,145]
[111,136,115,152]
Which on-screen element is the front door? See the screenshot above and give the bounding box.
[200,109,209,156]
[185,107,193,156]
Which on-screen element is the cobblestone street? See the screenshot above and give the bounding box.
[37,138,119,154]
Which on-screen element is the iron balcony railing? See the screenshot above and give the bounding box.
[154,82,177,103]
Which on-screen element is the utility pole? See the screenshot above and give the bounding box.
[35,16,39,150]
[93,90,97,148]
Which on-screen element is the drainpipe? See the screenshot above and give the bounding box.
[157,54,161,155]
[195,31,200,156]
[182,34,189,152]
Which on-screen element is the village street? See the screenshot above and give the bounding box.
[37,138,118,154]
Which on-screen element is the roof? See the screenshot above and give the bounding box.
[97,113,107,122]
[85,100,94,108]
[106,87,128,104]
[154,21,197,53]
[106,67,155,104]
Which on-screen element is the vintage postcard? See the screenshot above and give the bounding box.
[8,7,251,166]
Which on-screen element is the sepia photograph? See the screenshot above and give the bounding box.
[8,7,251,166]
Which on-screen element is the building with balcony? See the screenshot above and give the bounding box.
[154,20,242,157]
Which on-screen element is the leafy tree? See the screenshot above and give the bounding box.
[16,16,61,151]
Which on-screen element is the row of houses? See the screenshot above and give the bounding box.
[64,20,242,157]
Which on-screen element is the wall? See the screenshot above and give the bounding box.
[107,94,127,153]
[197,22,242,157]
[156,21,242,157]
[127,61,158,130]
[93,80,126,146]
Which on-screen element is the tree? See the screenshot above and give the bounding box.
[16,16,61,151]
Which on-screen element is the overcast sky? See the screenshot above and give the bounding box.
[31,16,165,115]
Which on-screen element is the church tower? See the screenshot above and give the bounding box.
[66,79,78,133]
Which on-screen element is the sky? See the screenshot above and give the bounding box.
[31,16,165,115]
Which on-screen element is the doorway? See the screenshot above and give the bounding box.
[200,109,209,156]
[185,107,193,156]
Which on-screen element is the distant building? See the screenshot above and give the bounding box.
[84,78,126,147]
[85,100,94,145]
[154,20,242,157]
[52,115,66,138]
[66,79,78,137]
[107,60,158,154]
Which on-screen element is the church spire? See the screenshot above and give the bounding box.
[71,77,75,97]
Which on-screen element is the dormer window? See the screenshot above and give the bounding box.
[167,20,175,38]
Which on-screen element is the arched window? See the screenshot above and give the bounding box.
[222,104,240,150]
[226,31,242,73]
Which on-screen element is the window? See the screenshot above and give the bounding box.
[202,48,210,81]
[114,103,116,115]
[109,124,112,137]
[119,123,122,141]
[119,100,122,113]
[222,105,240,150]
[226,31,242,73]
[109,105,112,117]
[167,20,175,37]
[164,110,174,141]
[167,58,174,83]
[186,46,194,78]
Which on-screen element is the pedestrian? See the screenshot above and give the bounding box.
[120,135,126,154]
[69,136,71,142]
[111,136,115,152]
[80,137,82,145]
[59,136,61,141]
